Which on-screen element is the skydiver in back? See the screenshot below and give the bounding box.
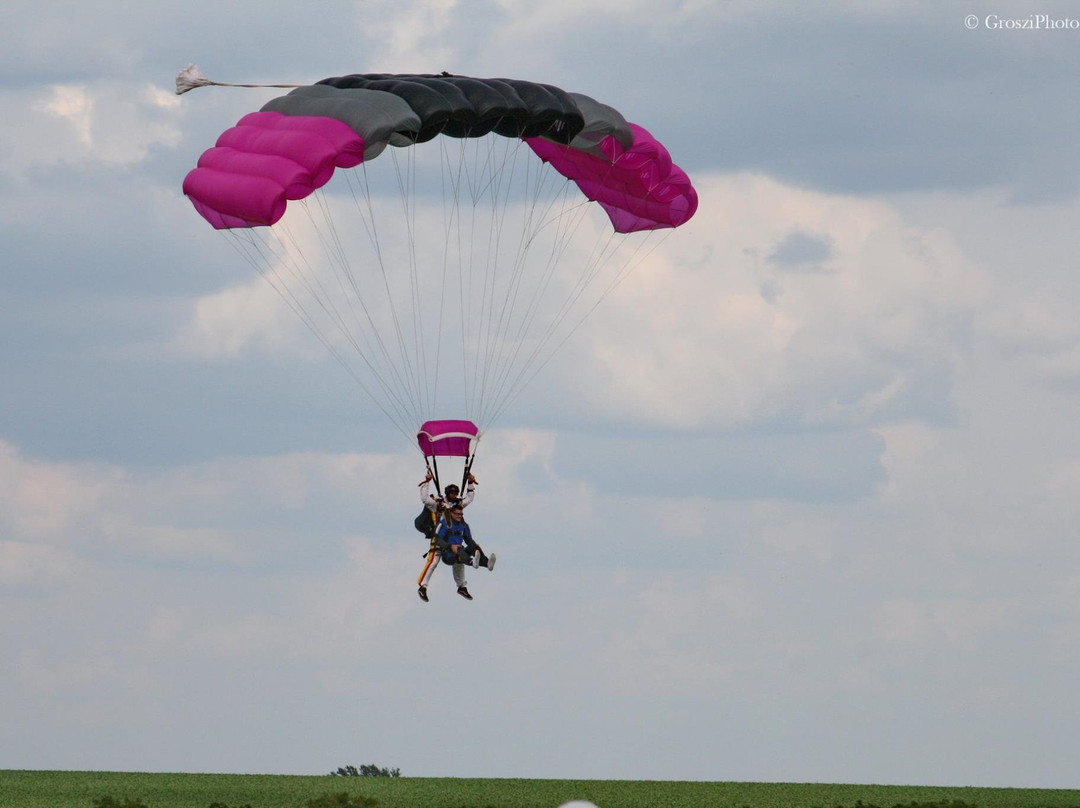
[416,470,476,536]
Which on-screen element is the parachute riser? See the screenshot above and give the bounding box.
[424,450,476,499]
[426,456,443,499]
[461,452,477,493]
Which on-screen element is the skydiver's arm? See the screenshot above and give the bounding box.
[420,480,438,511]
[460,475,477,508]
[459,522,482,556]
[434,519,455,552]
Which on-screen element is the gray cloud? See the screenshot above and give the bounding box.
[768,231,834,270]
[552,427,886,502]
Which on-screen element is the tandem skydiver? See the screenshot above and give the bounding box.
[415,471,494,601]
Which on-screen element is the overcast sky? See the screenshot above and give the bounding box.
[4,0,1080,790]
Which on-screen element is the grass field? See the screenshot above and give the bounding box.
[1,771,1079,808]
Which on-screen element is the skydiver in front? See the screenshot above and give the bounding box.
[433,504,495,601]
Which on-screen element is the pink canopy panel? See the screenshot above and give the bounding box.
[417,420,480,458]
[183,112,366,229]
[525,123,698,233]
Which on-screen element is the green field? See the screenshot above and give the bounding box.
[1,771,1079,808]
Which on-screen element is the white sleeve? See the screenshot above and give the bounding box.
[460,484,476,508]
[420,481,437,510]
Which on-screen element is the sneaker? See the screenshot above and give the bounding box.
[471,553,481,568]
[418,586,429,602]
[457,586,473,600]
[486,552,496,571]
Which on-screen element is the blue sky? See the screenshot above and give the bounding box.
[4,0,1080,789]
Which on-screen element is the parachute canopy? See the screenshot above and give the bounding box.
[183,73,697,235]
[417,419,480,458]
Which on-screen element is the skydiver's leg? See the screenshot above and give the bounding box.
[418,544,440,589]
[462,533,494,570]
[452,563,467,589]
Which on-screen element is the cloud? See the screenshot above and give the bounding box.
[40,85,94,145]
[0,1,367,86]
[0,438,393,567]
[979,290,1080,390]
[357,0,463,68]
[172,272,312,360]
[535,172,983,431]
[1,81,183,182]
[874,597,1015,649]
[553,428,887,501]
[0,541,82,587]
[0,439,122,539]
[767,230,834,271]
[591,572,756,695]
[18,646,151,695]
